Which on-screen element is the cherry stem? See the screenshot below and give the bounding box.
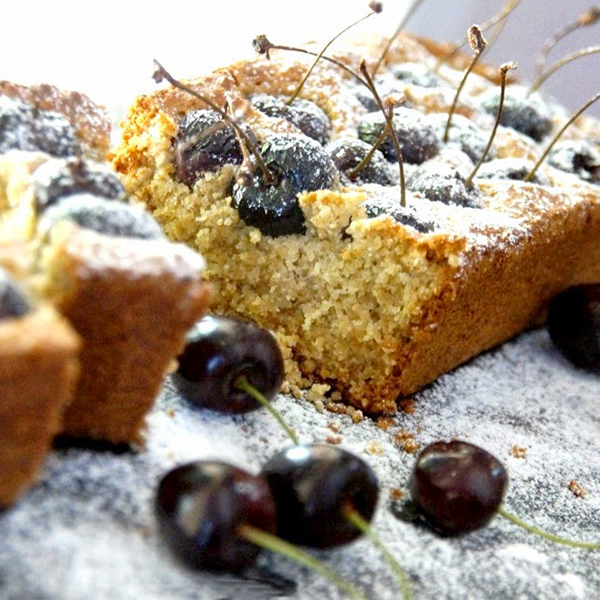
[348,121,391,180]
[529,45,600,95]
[466,62,516,187]
[498,507,600,550]
[359,61,407,207]
[435,0,520,72]
[534,7,600,80]
[239,525,367,600]
[344,506,413,600]
[372,0,426,76]
[152,59,274,185]
[525,89,600,182]
[443,26,487,144]
[234,376,299,444]
[287,5,380,105]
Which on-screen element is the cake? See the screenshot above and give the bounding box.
[0,83,213,445]
[0,242,80,507]
[111,34,600,414]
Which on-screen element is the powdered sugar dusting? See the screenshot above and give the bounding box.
[1,330,599,599]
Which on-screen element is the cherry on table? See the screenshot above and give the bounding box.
[155,461,277,571]
[409,440,508,535]
[261,444,379,548]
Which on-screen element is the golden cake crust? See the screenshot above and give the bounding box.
[111,33,600,413]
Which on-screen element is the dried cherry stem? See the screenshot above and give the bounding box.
[253,35,368,86]
[372,0,426,76]
[359,61,407,206]
[529,45,600,95]
[344,505,412,600]
[239,525,367,600]
[435,0,520,72]
[152,59,274,185]
[443,25,487,143]
[526,90,600,182]
[287,1,382,105]
[498,507,600,549]
[235,376,299,444]
[534,6,600,80]
[465,62,517,186]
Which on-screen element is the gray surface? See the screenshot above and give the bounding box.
[1,329,599,599]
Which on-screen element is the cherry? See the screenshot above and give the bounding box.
[409,440,508,535]
[33,157,127,213]
[546,140,600,183]
[261,444,379,548]
[232,134,337,237]
[38,194,165,240]
[155,461,277,571]
[174,315,285,414]
[0,268,31,321]
[548,284,600,373]
[476,158,548,185]
[363,192,436,233]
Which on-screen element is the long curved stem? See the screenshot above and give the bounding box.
[526,90,600,182]
[344,506,412,600]
[235,376,299,444]
[498,507,600,550]
[239,525,367,600]
[529,45,600,95]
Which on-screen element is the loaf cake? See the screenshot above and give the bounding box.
[111,33,600,414]
[0,83,212,445]
[0,242,80,507]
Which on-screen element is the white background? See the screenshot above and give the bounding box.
[2,0,600,116]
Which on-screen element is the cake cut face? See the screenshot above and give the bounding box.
[0,82,212,445]
[112,34,600,413]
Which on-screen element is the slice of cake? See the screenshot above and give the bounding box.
[111,34,600,413]
[0,242,80,507]
[0,82,212,444]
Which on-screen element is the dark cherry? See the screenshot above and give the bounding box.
[33,157,127,212]
[547,140,600,183]
[407,162,482,207]
[38,194,164,239]
[475,158,549,185]
[261,444,379,548]
[0,268,31,321]
[174,315,285,413]
[325,138,396,186]
[250,94,331,145]
[232,134,337,237]
[156,461,277,571]
[358,107,440,164]
[390,63,444,88]
[481,92,553,142]
[429,113,492,164]
[363,191,436,233]
[409,440,508,535]
[548,284,600,373]
[0,95,80,157]
[175,109,255,186]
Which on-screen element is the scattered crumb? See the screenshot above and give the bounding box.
[281,381,291,394]
[511,445,527,459]
[377,417,396,431]
[328,422,342,433]
[326,401,348,415]
[314,399,324,412]
[291,384,303,399]
[331,391,342,401]
[165,359,178,375]
[365,440,384,456]
[307,383,331,403]
[389,488,404,501]
[399,398,415,414]
[166,450,175,460]
[326,434,343,445]
[395,429,420,454]
[569,480,588,498]
[352,410,364,424]
[165,408,175,418]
